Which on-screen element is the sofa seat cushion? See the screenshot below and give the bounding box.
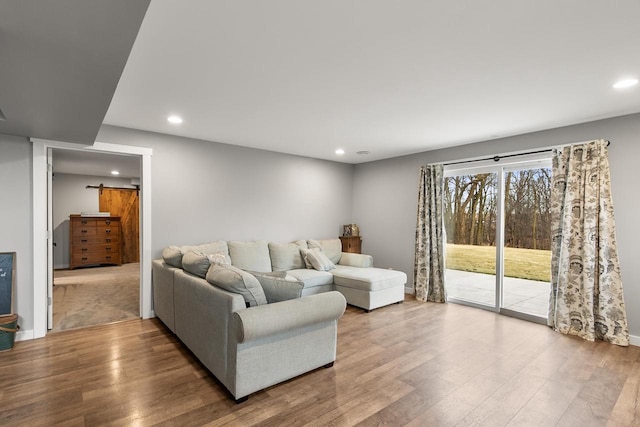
[331,266,407,292]
[286,269,334,288]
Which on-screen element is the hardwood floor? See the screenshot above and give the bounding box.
[1,297,639,426]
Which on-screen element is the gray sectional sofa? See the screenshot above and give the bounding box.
[152,238,406,402]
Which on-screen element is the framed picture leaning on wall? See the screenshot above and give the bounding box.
[0,252,16,315]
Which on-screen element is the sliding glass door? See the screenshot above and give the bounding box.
[443,156,552,323]
[444,172,498,308]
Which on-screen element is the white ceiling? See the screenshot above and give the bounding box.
[104,1,638,164]
[52,149,141,179]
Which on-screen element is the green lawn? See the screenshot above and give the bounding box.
[446,244,551,282]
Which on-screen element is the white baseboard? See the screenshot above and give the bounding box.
[629,334,640,347]
[54,263,69,270]
[15,328,34,342]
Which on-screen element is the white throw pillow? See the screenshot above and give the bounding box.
[301,248,336,271]
[207,252,231,265]
[308,239,342,264]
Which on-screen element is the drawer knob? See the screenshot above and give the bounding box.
[82,257,88,261]
[81,230,88,234]
[106,238,111,243]
[105,229,111,234]
[106,247,111,251]
[81,239,87,243]
[82,248,88,252]
[81,220,87,225]
[106,256,112,260]
[105,220,111,225]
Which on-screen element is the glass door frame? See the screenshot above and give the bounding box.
[443,153,552,324]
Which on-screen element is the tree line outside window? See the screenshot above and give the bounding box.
[444,168,552,251]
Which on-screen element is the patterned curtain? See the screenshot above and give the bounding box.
[414,164,446,302]
[548,139,629,346]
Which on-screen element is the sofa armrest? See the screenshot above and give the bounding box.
[338,252,374,268]
[233,291,346,343]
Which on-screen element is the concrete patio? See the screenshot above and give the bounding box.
[445,269,550,318]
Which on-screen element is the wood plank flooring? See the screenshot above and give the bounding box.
[1,297,639,426]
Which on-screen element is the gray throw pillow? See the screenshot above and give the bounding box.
[206,263,267,307]
[245,270,287,279]
[253,274,304,303]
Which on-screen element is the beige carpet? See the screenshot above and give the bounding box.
[52,262,140,332]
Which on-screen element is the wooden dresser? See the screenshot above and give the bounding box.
[339,236,362,254]
[69,215,122,269]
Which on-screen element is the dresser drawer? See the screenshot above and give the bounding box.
[96,226,119,237]
[96,218,118,227]
[72,227,97,237]
[72,243,120,255]
[72,252,121,266]
[72,235,120,246]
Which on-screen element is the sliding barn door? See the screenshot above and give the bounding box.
[99,189,140,264]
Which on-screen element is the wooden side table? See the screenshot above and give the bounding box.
[339,236,362,254]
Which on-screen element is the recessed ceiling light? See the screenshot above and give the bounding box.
[111,170,120,176]
[335,149,345,155]
[167,115,183,124]
[613,78,638,89]
[357,151,370,155]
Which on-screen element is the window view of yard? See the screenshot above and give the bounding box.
[444,166,551,318]
[446,244,551,282]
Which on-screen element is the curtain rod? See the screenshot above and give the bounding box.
[442,140,611,167]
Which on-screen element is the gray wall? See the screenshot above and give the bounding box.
[52,173,135,269]
[0,135,33,332]
[352,112,640,337]
[96,125,356,258]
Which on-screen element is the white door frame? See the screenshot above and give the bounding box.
[32,139,153,339]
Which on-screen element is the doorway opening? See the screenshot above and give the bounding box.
[50,148,141,332]
[443,154,552,323]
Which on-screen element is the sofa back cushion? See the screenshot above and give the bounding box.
[195,241,229,256]
[268,240,308,271]
[308,239,342,264]
[206,263,267,307]
[162,245,197,268]
[182,251,210,278]
[162,241,228,268]
[182,250,232,278]
[228,240,272,273]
